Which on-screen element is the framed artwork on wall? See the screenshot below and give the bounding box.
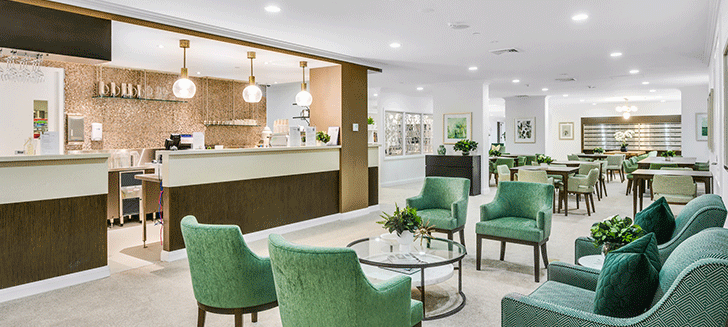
[696,113,708,141]
[515,117,535,143]
[443,112,472,144]
[558,122,574,140]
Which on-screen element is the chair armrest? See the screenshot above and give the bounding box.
[451,197,468,226]
[535,209,552,235]
[480,201,505,222]
[502,292,623,327]
[547,261,600,291]
[366,275,415,326]
[406,194,428,210]
[574,236,601,264]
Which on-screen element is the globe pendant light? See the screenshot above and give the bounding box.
[242,51,263,103]
[172,40,196,99]
[295,61,313,107]
[615,98,637,119]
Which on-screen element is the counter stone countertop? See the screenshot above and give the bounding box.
[0,153,109,163]
[135,173,162,182]
[109,165,155,172]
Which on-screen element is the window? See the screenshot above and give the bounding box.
[385,111,433,157]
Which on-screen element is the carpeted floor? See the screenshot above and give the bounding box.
[0,178,687,326]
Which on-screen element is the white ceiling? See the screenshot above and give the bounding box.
[58,0,717,103]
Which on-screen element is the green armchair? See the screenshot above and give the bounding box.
[574,194,727,264]
[652,175,697,204]
[559,168,599,216]
[406,176,470,245]
[503,227,728,327]
[180,216,278,327]
[493,158,515,184]
[267,234,423,327]
[476,181,554,282]
[623,157,640,195]
[606,154,625,182]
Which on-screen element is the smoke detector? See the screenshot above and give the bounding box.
[448,22,470,30]
[490,48,521,55]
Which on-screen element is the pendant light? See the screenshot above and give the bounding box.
[615,98,637,119]
[242,51,263,103]
[172,39,196,99]
[295,61,313,107]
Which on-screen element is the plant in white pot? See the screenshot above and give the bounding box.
[590,215,644,255]
[315,131,330,146]
[614,130,634,152]
[453,139,478,156]
[378,204,432,251]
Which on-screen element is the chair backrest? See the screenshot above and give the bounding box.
[652,175,695,195]
[648,151,658,157]
[670,194,728,244]
[497,164,511,176]
[267,234,412,327]
[585,168,600,186]
[578,162,600,175]
[517,169,549,184]
[595,160,608,173]
[180,216,276,309]
[495,157,515,168]
[606,154,622,166]
[491,143,505,153]
[517,156,527,166]
[419,177,470,210]
[567,154,580,161]
[649,163,678,170]
[524,155,537,166]
[494,181,554,220]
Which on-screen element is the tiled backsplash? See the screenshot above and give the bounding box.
[41,60,266,151]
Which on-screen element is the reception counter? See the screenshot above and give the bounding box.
[0,153,110,301]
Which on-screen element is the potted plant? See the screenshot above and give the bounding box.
[489,144,502,157]
[590,215,644,255]
[661,150,676,160]
[614,130,635,152]
[367,117,375,126]
[536,154,553,164]
[377,204,432,249]
[453,139,478,156]
[593,147,604,154]
[316,131,330,146]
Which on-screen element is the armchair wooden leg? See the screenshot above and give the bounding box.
[476,235,482,270]
[626,179,632,195]
[500,241,506,261]
[576,194,580,209]
[533,245,540,283]
[252,312,257,323]
[447,232,453,241]
[540,243,549,268]
[584,193,591,216]
[590,193,596,213]
[602,179,608,197]
[197,308,206,327]
[459,229,465,245]
[235,312,242,327]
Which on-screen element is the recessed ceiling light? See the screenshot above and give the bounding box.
[264,5,281,13]
[196,71,200,75]
[512,79,520,83]
[572,13,589,21]
[264,61,269,65]
[610,52,623,57]
[468,66,478,71]
[656,96,663,99]
[630,69,640,74]
[580,99,585,102]
[542,88,548,91]
[373,93,378,97]
[417,87,423,91]
[661,100,666,103]
[642,81,650,85]
[592,103,597,105]
[158,44,164,49]
[563,94,569,97]
[274,82,278,84]
[389,42,401,48]
[649,89,656,92]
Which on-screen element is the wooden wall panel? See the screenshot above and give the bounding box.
[0,194,107,289]
[310,65,342,137]
[163,171,339,251]
[340,63,369,212]
[368,167,379,206]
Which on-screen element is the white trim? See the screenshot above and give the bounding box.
[381,177,425,187]
[160,248,188,262]
[384,154,426,161]
[0,266,109,303]
[340,205,380,221]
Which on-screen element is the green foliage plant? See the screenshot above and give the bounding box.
[590,215,644,250]
[367,117,375,125]
[593,147,605,154]
[453,139,478,153]
[377,204,422,236]
[661,150,676,157]
[316,131,330,143]
[536,154,553,164]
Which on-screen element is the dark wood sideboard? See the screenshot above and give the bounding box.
[425,155,481,196]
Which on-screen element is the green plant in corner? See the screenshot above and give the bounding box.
[593,147,605,154]
[661,150,676,157]
[536,154,553,164]
[453,139,478,155]
[367,117,375,125]
[378,204,422,236]
[315,131,330,143]
[590,215,644,253]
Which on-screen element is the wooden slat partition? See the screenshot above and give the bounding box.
[581,115,681,152]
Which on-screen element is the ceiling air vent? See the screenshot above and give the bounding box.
[515,95,530,98]
[555,77,577,82]
[490,48,521,55]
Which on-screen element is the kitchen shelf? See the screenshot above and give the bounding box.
[92,95,188,103]
[204,121,259,127]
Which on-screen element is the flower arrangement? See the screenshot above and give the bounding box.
[453,139,478,155]
[536,154,553,164]
[590,215,644,254]
[661,150,676,157]
[593,147,604,154]
[377,204,433,243]
[316,131,330,144]
[614,130,634,147]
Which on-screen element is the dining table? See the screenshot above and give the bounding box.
[604,150,646,159]
[636,156,697,169]
[630,169,714,217]
[510,165,580,216]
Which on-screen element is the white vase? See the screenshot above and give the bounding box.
[398,230,413,252]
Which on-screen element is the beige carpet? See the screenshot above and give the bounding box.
[0,178,686,326]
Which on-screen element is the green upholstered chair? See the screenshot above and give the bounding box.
[595,159,609,197]
[567,154,580,161]
[491,143,505,153]
[694,160,710,171]
[180,216,278,327]
[476,181,554,282]
[623,157,640,195]
[524,155,537,166]
[493,158,515,184]
[606,154,625,182]
[267,234,423,327]
[497,164,513,183]
[574,194,727,264]
[652,176,697,204]
[559,168,599,216]
[503,227,728,326]
[649,163,678,170]
[406,176,470,245]
[518,170,557,214]
[648,150,658,157]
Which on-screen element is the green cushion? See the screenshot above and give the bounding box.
[418,208,458,229]
[529,281,595,312]
[476,217,544,243]
[593,233,661,318]
[635,197,675,244]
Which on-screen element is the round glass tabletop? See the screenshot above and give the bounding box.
[346,235,467,269]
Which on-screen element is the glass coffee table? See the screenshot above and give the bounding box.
[347,236,466,320]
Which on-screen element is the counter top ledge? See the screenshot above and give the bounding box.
[0,153,109,163]
[159,145,342,157]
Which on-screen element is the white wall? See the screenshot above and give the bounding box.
[546,100,681,160]
[505,96,547,155]
[378,91,433,186]
[680,85,710,161]
[708,0,728,205]
[266,82,307,129]
[0,66,64,156]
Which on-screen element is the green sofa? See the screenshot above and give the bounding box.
[180,216,278,327]
[267,234,423,327]
[406,176,470,245]
[574,194,727,264]
[502,227,728,326]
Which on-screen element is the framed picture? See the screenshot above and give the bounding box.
[559,122,574,140]
[515,117,535,143]
[696,113,708,141]
[443,112,472,144]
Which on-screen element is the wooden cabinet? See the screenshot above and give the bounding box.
[425,155,481,196]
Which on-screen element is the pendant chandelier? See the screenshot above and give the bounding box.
[295,61,313,107]
[615,98,637,119]
[242,51,263,103]
[172,40,196,99]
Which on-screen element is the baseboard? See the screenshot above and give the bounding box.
[380,177,424,187]
[160,248,188,262]
[340,204,380,220]
[0,266,110,303]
